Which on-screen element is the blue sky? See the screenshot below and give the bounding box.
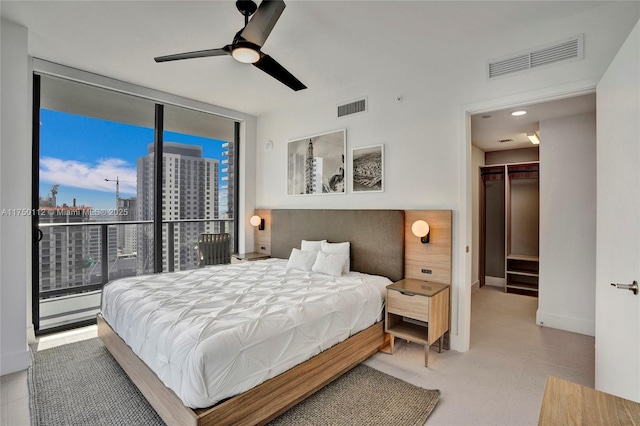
[39,109,226,212]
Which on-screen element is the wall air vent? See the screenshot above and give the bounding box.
[337,96,367,118]
[488,34,583,80]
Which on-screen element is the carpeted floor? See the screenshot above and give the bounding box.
[29,338,439,426]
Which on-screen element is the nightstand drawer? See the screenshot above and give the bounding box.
[387,289,430,322]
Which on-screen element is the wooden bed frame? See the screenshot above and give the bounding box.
[98,315,386,426]
[98,209,406,426]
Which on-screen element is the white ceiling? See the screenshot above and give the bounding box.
[1,1,613,117]
[471,93,596,152]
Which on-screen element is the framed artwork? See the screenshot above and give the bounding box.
[351,144,384,192]
[287,129,346,195]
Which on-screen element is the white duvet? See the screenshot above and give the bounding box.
[101,258,390,408]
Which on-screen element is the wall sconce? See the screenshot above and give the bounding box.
[412,220,430,244]
[250,215,265,231]
[527,131,540,145]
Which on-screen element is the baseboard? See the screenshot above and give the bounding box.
[471,280,480,294]
[0,349,30,376]
[536,310,595,336]
[449,333,465,352]
[27,323,36,345]
[485,276,505,288]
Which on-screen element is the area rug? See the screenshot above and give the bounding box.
[29,338,439,426]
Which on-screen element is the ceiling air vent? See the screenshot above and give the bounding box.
[337,96,367,118]
[498,139,514,144]
[488,34,583,80]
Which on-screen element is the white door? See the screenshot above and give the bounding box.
[595,19,640,401]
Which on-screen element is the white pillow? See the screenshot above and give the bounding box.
[321,241,350,274]
[286,248,318,272]
[311,251,348,277]
[301,239,327,252]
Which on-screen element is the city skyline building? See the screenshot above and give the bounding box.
[38,195,93,293]
[219,141,234,219]
[305,141,314,194]
[137,142,220,273]
[288,152,306,195]
[117,196,137,254]
[310,157,324,194]
[38,189,128,293]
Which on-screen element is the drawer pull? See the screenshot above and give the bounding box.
[399,291,415,296]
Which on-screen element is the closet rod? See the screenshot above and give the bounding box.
[481,171,505,176]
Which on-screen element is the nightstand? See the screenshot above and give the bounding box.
[231,252,270,263]
[385,278,450,367]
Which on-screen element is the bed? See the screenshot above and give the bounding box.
[98,209,405,426]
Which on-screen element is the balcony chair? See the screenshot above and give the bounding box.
[197,233,231,266]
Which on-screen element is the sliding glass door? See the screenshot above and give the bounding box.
[160,104,236,271]
[33,74,239,333]
[33,75,155,332]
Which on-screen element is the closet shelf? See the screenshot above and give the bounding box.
[506,282,539,292]
[506,254,539,262]
[507,269,539,277]
[506,255,539,294]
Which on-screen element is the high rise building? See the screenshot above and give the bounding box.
[305,140,314,194]
[38,185,127,291]
[137,142,220,273]
[117,197,137,254]
[87,226,118,262]
[123,223,138,255]
[219,141,234,219]
[310,157,324,193]
[38,202,92,293]
[288,152,306,195]
[288,143,324,195]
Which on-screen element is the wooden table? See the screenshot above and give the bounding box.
[231,252,270,263]
[539,376,640,425]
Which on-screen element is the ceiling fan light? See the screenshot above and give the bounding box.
[232,46,260,64]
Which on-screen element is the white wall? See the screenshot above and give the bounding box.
[255,3,639,350]
[1,19,31,375]
[537,112,597,336]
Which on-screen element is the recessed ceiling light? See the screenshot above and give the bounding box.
[511,110,527,116]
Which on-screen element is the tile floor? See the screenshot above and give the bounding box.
[1,286,594,425]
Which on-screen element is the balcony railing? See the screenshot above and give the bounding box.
[36,218,234,331]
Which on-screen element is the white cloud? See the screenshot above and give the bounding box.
[40,157,137,195]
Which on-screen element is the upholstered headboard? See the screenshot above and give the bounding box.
[270,209,405,282]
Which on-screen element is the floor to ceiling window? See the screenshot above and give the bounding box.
[33,73,238,333]
[159,104,237,271]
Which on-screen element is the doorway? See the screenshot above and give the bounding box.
[467,92,597,346]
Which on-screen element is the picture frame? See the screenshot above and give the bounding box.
[351,144,384,193]
[287,129,346,196]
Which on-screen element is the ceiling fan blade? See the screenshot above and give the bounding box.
[253,53,306,91]
[240,0,286,47]
[154,47,231,63]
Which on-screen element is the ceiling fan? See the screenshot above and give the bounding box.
[154,0,306,91]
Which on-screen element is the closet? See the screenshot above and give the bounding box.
[480,161,539,296]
